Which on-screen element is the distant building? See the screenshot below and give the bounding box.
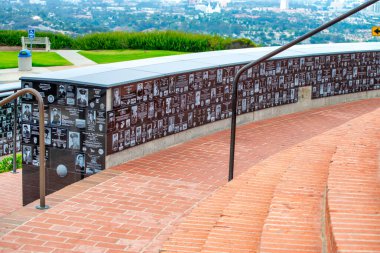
[188,0,200,5]
[29,0,46,5]
[62,0,80,3]
[280,0,289,10]
[330,0,345,10]
[195,1,222,14]
[205,1,221,13]
[217,0,230,8]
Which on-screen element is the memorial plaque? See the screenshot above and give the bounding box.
[21,81,107,205]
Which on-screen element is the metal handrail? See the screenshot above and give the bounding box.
[228,0,380,181]
[0,88,49,210]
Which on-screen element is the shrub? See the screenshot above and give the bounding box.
[225,38,256,49]
[0,29,257,52]
[72,30,257,52]
[0,30,74,49]
[0,153,22,173]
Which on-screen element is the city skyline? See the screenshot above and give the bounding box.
[1,0,379,46]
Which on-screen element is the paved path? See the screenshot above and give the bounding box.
[0,50,96,84]
[54,50,96,66]
[0,99,379,252]
[0,171,22,217]
[0,66,77,85]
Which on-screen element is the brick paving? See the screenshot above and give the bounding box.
[328,110,380,253]
[0,99,380,252]
[162,102,380,253]
[0,171,22,217]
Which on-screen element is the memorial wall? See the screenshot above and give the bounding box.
[19,47,380,205]
[20,81,107,205]
[311,52,380,98]
[106,65,299,155]
[0,99,20,157]
[106,51,380,155]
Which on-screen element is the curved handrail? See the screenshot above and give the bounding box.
[228,0,380,181]
[0,88,48,210]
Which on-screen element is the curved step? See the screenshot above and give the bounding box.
[163,106,380,253]
[327,109,380,253]
[257,141,337,253]
[161,146,299,252]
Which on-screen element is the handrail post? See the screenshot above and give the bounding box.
[228,0,379,181]
[0,88,49,210]
[11,90,18,174]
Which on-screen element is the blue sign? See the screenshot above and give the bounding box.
[28,29,35,39]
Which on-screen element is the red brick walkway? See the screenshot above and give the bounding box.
[162,102,380,253]
[328,110,380,253]
[0,171,22,217]
[0,99,380,252]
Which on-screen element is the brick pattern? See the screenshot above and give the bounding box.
[161,145,297,252]
[112,99,380,185]
[258,104,380,253]
[0,99,380,252]
[163,103,380,253]
[258,137,338,253]
[328,108,380,253]
[0,171,22,217]
[0,170,121,237]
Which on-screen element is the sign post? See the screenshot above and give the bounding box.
[28,29,35,52]
[372,26,380,36]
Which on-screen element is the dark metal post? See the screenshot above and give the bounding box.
[0,88,49,210]
[11,91,18,174]
[228,0,379,181]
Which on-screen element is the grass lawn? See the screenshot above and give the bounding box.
[0,51,72,69]
[78,49,187,64]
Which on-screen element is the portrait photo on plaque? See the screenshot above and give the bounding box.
[77,88,88,107]
[31,126,39,145]
[137,83,144,100]
[124,129,130,147]
[113,87,121,108]
[87,110,96,125]
[22,124,31,139]
[112,132,118,151]
[75,153,86,174]
[58,84,66,98]
[6,131,12,141]
[51,128,67,149]
[22,82,33,100]
[107,111,115,132]
[153,80,160,97]
[131,105,138,125]
[21,104,32,122]
[50,107,62,126]
[43,127,51,146]
[68,131,80,150]
[216,69,223,83]
[136,126,142,144]
[22,145,32,164]
[3,143,9,155]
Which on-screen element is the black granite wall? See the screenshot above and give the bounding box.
[20,81,107,205]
